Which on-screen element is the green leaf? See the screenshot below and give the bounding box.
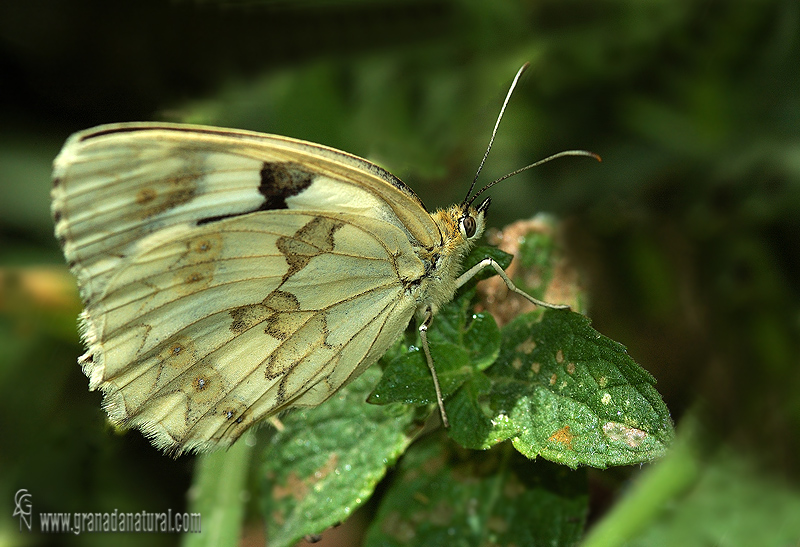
[367,287,501,407]
[368,246,506,409]
[455,309,675,468]
[364,435,588,547]
[444,371,516,450]
[368,340,471,405]
[260,367,417,547]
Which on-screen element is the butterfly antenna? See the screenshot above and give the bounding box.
[466,150,602,208]
[462,63,530,205]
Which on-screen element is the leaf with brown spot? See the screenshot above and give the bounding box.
[549,425,575,449]
[260,367,417,547]
[477,310,674,468]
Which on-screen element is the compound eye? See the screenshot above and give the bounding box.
[462,215,477,238]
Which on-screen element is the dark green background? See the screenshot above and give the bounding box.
[2,1,798,545]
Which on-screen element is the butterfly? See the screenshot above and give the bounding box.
[51,64,597,455]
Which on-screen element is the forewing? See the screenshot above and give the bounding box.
[52,122,440,311]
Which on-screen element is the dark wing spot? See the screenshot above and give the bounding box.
[262,290,300,311]
[190,238,214,254]
[276,216,345,279]
[263,311,313,340]
[275,241,313,276]
[259,162,315,210]
[229,303,270,334]
[185,272,204,283]
[221,406,245,422]
[157,336,197,370]
[137,172,198,220]
[193,376,209,391]
[136,187,158,205]
[229,290,301,335]
[197,161,315,225]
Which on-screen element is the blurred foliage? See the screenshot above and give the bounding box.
[1,0,799,546]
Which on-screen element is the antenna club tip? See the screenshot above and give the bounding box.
[573,150,602,162]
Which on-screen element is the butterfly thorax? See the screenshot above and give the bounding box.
[413,203,486,318]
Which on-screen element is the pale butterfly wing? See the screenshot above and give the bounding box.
[52,123,444,454]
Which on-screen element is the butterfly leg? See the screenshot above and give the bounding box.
[419,307,450,428]
[456,258,571,310]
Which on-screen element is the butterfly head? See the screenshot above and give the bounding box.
[457,196,491,242]
[432,196,491,260]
